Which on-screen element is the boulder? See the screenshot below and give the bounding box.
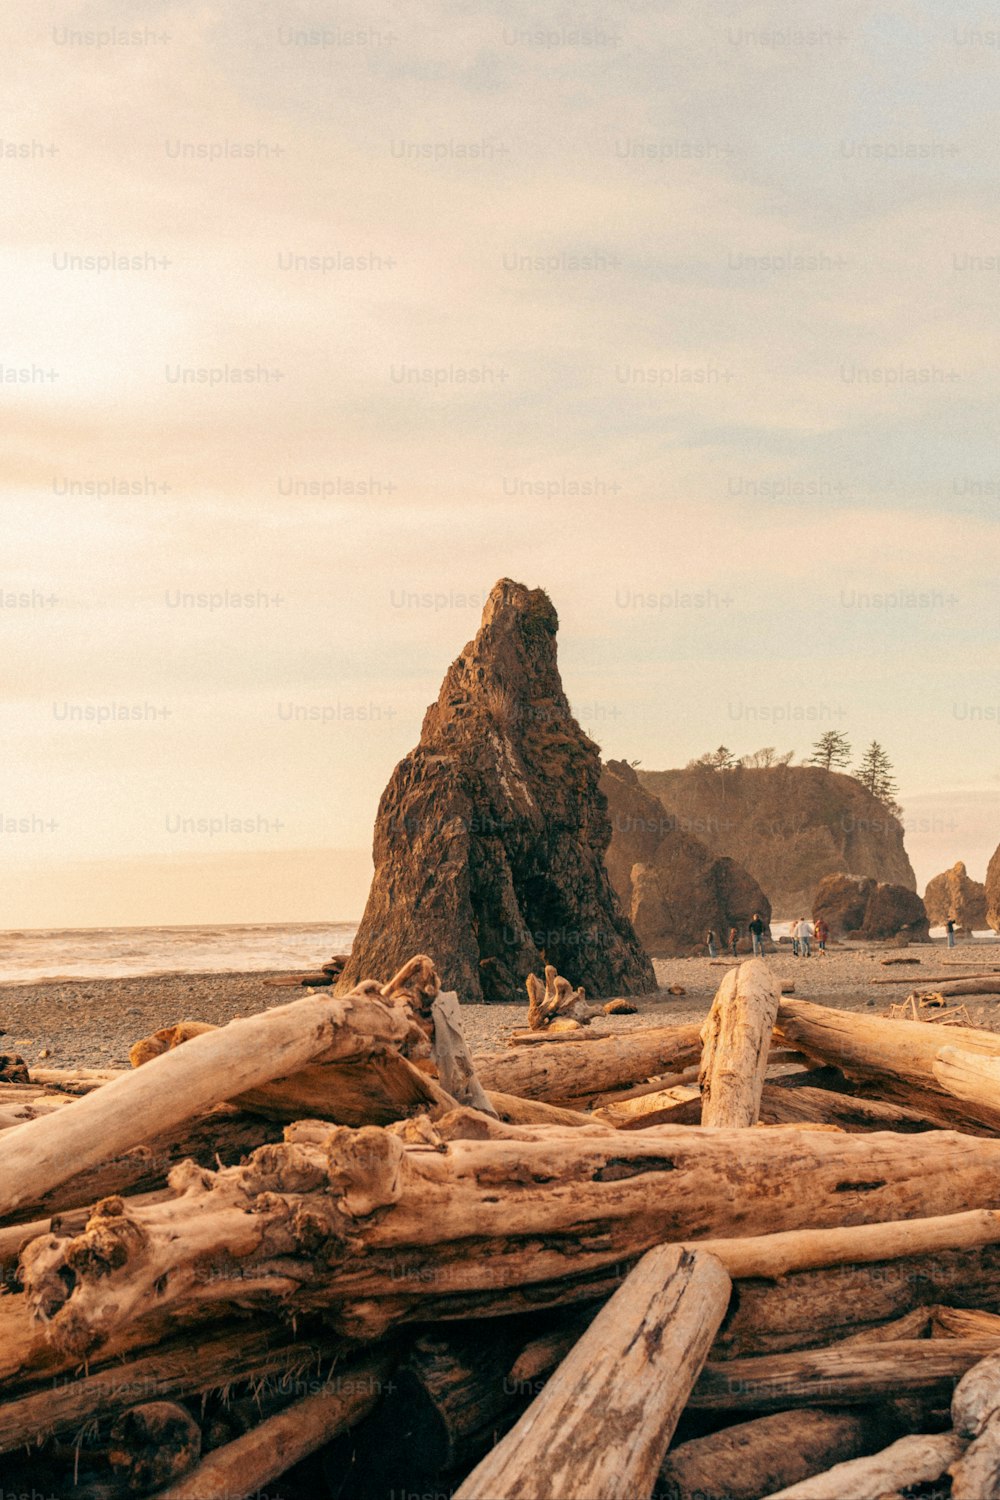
[812,873,876,938]
[812,872,930,942]
[859,882,931,942]
[924,861,988,933]
[988,842,1000,933]
[638,763,916,916]
[338,580,655,1004]
[602,760,771,955]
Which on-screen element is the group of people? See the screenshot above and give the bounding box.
[706,914,829,958]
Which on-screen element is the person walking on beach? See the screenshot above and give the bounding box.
[791,920,800,958]
[797,916,814,957]
[815,916,829,953]
[728,925,739,957]
[706,929,718,958]
[749,912,765,958]
[946,918,957,949]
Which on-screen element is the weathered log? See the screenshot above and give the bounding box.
[935,1045,1000,1126]
[0,1187,169,1287]
[658,1408,895,1500]
[776,998,1000,1130]
[758,1084,941,1133]
[485,1091,610,1129]
[0,1103,285,1228]
[928,978,1000,997]
[715,1246,1000,1359]
[107,1401,201,1492]
[24,1120,1000,1356]
[692,1338,1000,1410]
[761,1431,965,1499]
[835,1305,933,1344]
[872,971,997,985]
[699,957,780,1127]
[474,1023,703,1105]
[950,1350,1000,1499]
[454,1245,731,1500]
[28,1065,123,1092]
[153,1350,393,1500]
[0,1321,347,1453]
[128,1014,447,1126]
[933,1304,1000,1339]
[592,1084,700,1129]
[0,985,423,1220]
[24,1121,1000,1354]
[679,1208,1000,1281]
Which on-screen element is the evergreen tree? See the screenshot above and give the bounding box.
[854,740,900,812]
[807,730,852,771]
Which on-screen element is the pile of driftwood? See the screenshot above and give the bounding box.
[6,956,1000,1497]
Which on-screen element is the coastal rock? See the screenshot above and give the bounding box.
[812,872,930,942]
[988,842,1000,933]
[859,882,931,943]
[638,763,916,917]
[924,861,988,933]
[338,581,655,1004]
[812,873,876,937]
[602,760,771,955]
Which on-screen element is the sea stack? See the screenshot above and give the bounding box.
[924,860,988,933]
[338,579,656,1003]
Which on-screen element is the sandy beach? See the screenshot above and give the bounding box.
[3,939,999,1072]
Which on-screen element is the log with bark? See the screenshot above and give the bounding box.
[153,1349,394,1500]
[658,1407,896,1500]
[699,958,780,1127]
[691,1337,1000,1411]
[21,1118,1000,1356]
[454,1245,732,1500]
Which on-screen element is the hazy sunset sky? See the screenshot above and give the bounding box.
[4,0,998,927]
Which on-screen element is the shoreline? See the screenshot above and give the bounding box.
[2,940,1000,1072]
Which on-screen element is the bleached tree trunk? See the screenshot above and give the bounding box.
[775,998,1000,1130]
[699,958,780,1127]
[474,1023,703,1105]
[454,1246,731,1500]
[949,1350,1000,1500]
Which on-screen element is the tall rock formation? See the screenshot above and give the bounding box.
[924,861,988,933]
[601,760,771,955]
[638,764,916,917]
[812,873,930,942]
[338,580,655,1004]
[987,842,1000,933]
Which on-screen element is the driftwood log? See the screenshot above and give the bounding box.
[454,1245,731,1500]
[658,1407,895,1500]
[762,1430,966,1498]
[775,998,1000,1130]
[154,1349,394,1500]
[692,1338,1000,1410]
[0,985,428,1220]
[474,1024,703,1105]
[21,1118,1000,1355]
[949,1349,1000,1499]
[700,958,780,1127]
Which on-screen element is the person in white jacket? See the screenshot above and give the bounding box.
[794,916,814,957]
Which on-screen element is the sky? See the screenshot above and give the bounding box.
[3,0,999,928]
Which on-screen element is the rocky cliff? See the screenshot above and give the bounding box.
[638,763,916,917]
[924,861,988,933]
[338,580,655,1004]
[601,760,770,955]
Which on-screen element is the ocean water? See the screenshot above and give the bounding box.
[0,922,359,984]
